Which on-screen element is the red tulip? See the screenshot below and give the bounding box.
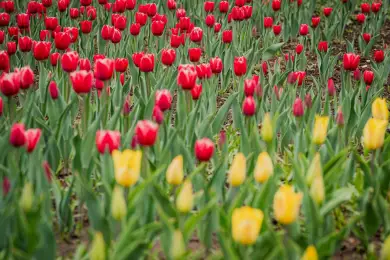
[152,105,164,124]
[373,50,384,63]
[115,58,128,73]
[54,32,71,50]
[244,79,256,96]
[318,41,328,52]
[0,51,10,72]
[94,58,114,81]
[0,30,4,44]
[343,53,360,71]
[170,33,185,48]
[323,7,332,17]
[132,52,144,67]
[16,13,29,29]
[209,57,222,74]
[205,14,215,27]
[242,96,256,116]
[362,33,371,43]
[222,30,233,43]
[10,123,26,147]
[371,2,381,13]
[179,16,191,30]
[188,48,202,63]
[101,25,114,40]
[151,20,165,36]
[155,89,172,111]
[33,41,51,61]
[87,6,97,20]
[311,16,320,28]
[196,63,212,79]
[7,27,18,40]
[111,28,122,43]
[70,70,93,94]
[273,25,282,36]
[139,53,155,72]
[327,78,336,96]
[190,27,203,43]
[296,44,304,54]
[113,0,126,12]
[262,62,268,76]
[80,0,92,6]
[49,81,59,99]
[304,93,312,108]
[18,36,32,52]
[167,0,177,10]
[191,83,202,100]
[234,56,247,77]
[50,53,60,66]
[299,24,309,36]
[176,8,186,19]
[114,15,127,31]
[161,49,176,66]
[7,42,16,56]
[363,70,374,85]
[235,0,245,7]
[361,3,370,13]
[296,71,306,86]
[61,51,79,73]
[0,72,20,96]
[42,0,52,7]
[69,8,79,19]
[214,23,222,33]
[3,1,15,13]
[272,0,281,11]
[336,108,345,126]
[120,73,125,86]
[195,138,215,161]
[80,20,92,34]
[293,98,304,117]
[19,66,34,89]
[130,23,141,35]
[356,13,365,23]
[353,69,361,81]
[95,130,121,154]
[243,5,253,19]
[45,17,58,30]
[135,12,148,26]
[219,1,229,13]
[135,120,158,146]
[25,129,41,153]
[177,64,197,90]
[264,17,273,28]
[40,30,51,41]
[0,13,10,26]
[204,1,215,12]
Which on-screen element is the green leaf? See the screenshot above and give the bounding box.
[320,185,358,216]
[262,42,284,61]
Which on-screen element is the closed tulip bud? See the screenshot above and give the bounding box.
[362,33,371,43]
[171,230,186,259]
[318,41,328,52]
[232,206,263,245]
[263,16,273,28]
[166,155,184,185]
[139,53,155,72]
[191,83,202,100]
[195,138,215,162]
[54,32,71,51]
[190,27,203,43]
[10,123,26,147]
[94,58,114,81]
[176,180,193,213]
[272,0,281,11]
[361,3,370,13]
[296,44,304,54]
[254,152,273,183]
[16,13,29,29]
[312,115,329,145]
[19,36,33,52]
[261,113,273,142]
[374,50,384,63]
[302,246,319,260]
[327,78,336,96]
[48,81,59,100]
[135,120,158,146]
[114,58,128,73]
[293,98,304,117]
[204,1,214,12]
[113,149,142,187]
[177,64,197,90]
[70,8,79,19]
[167,0,177,10]
[306,153,322,186]
[25,129,41,153]
[299,24,309,36]
[219,1,229,12]
[188,48,202,63]
[155,89,172,111]
[205,14,215,27]
[323,7,332,16]
[222,30,233,43]
[273,185,302,225]
[161,49,176,66]
[96,130,121,154]
[356,13,365,23]
[363,118,388,150]
[61,51,79,73]
[135,12,147,25]
[19,182,33,212]
[304,93,312,108]
[311,16,320,28]
[89,232,106,260]
[2,176,10,196]
[111,28,122,44]
[151,20,165,36]
[0,13,10,26]
[234,56,247,77]
[336,107,345,126]
[371,2,381,13]
[273,24,282,35]
[372,98,388,121]
[101,24,114,40]
[45,16,58,30]
[80,20,92,34]
[228,153,246,187]
[19,66,34,89]
[363,70,374,85]
[214,23,222,33]
[242,96,256,116]
[218,130,226,149]
[310,171,325,204]
[129,23,141,36]
[353,68,361,80]
[0,30,4,44]
[6,42,16,56]
[111,185,127,220]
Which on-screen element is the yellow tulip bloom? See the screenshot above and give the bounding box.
[112,149,142,187]
[232,206,264,245]
[176,180,193,213]
[312,115,329,145]
[363,118,388,150]
[111,185,127,221]
[273,185,303,225]
[170,230,186,259]
[261,113,273,142]
[228,153,246,187]
[372,98,389,121]
[90,232,106,260]
[310,173,325,204]
[302,245,318,260]
[254,152,274,183]
[166,155,184,185]
[306,153,322,186]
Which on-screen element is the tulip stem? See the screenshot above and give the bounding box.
[145,72,150,98]
[82,94,90,137]
[7,97,15,123]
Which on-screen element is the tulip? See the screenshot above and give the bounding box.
[343,53,360,71]
[96,130,121,154]
[363,118,388,150]
[244,79,256,96]
[234,56,247,77]
[177,64,197,90]
[232,206,264,245]
[8,27,18,39]
[222,30,233,43]
[310,170,325,204]
[363,70,374,85]
[111,28,122,44]
[45,17,58,30]
[295,44,304,54]
[323,7,332,16]
[327,78,336,96]
[135,12,147,25]
[139,53,155,73]
[161,49,176,66]
[19,67,34,89]
[311,16,320,28]
[79,58,91,71]
[356,13,365,23]
[9,123,26,147]
[2,176,10,196]
[7,42,16,56]
[210,57,223,74]
[299,24,309,36]
[101,24,114,40]
[18,36,33,52]
[19,182,33,212]
[151,20,165,36]
[0,13,10,26]
[80,20,92,34]
[273,24,282,35]
[190,27,203,43]
[336,107,345,126]
[0,30,4,44]
[70,70,93,94]
[191,83,202,100]
[170,230,186,259]
[176,180,193,213]
[228,153,246,187]
[135,120,158,146]
[353,69,361,81]
[362,33,371,43]
[263,17,273,28]
[112,149,142,187]
[155,89,172,111]
[312,115,329,145]
[318,41,328,52]
[195,138,215,161]
[152,106,164,124]
[25,129,41,153]
[373,50,384,63]
[293,98,304,117]
[49,81,59,99]
[306,153,322,185]
[261,113,273,142]
[111,185,127,221]
[115,58,128,73]
[0,72,20,96]
[166,155,184,185]
[254,152,273,183]
[0,51,10,72]
[371,2,381,13]
[235,0,245,7]
[61,51,79,72]
[114,15,127,31]
[3,1,14,13]
[94,58,114,81]
[273,185,302,225]
[372,98,388,121]
[242,96,256,116]
[214,23,222,33]
[90,232,106,260]
[188,48,202,63]
[204,1,214,12]
[129,23,141,36]
[33,41,51,61]
[70,8,79,19]
[219,1,229,13]
[132,52,144,67]
[361,3,370,13]
[272,0,281,11]
[302,246,318,260]
[167,0,177,10]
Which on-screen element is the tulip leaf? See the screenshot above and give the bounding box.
[320,185,358,216]
[152,183,177,219]
[211,93,238,133]
[262,42,284,61]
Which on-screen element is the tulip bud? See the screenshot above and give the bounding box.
[232,206,264,245]
[218,130,226,149]
[363,70,374,85]
[302,245,319,260]
[152,106,164,124]
[228,153,246,187]
[19,182,33,212]
[176,180,193,213]
[299,24,309,36]
[191,83,202,100]
[353,69,361,81]
[135,120,158,146]
[295,44,304,54]
[113,149,142,187]
[336,107,345,126]
[362,118,388,150]
[242,96,256,116]
[254,152,273,183]
[195,138,215,162]
[171,230,186,259]
[166,155,184,185]
[25,129,42,153]
[261,113,273,142]
[327,78,336,96]
[312,115,329,145]
[273,185,302,225]
[306,153,322,185]
[10,123,26,147]
[233,56,247,77]
[293,98,304,117]
[374,50,384,63]
[111,185,127,221]
[372,98,389,121]
[310,170,325,204]
[2,177,10,197]
[304,93,312,108]
[89,232,106,260]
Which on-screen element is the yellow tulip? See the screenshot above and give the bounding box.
[228,153,246,187]
[112,149,142,187]
[261,113,273,142]
[310,173,325,204]
[166,155,184,185]
[363,118,388,150]
[302,245,318,260]
[111,185,127,221]
[170,230,186,259]
[254,152,274,183]
[312,115,329,145]
[372,98,389,121]
[306,153,322,186]
[20,182,33,213]
[176,180,193,213]
[381,235,390,260]
[90,232,106,260]
[232,206,264,245]
[273,185,303,225]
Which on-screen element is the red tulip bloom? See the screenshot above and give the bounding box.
[129,23,141,36]
[135,120,158,146]
[6,42,16,56]
[42,0,52,7]
[362,33,371,43]
[188,48,202,63]
[353,69,361,81]
[80,20,92,34]
[3,1,15,13]
[0,13,10,26]
[219,1,229,13]
[132,52,144,67]
[295,44,304,54]
[209,57,223,74]
[323,7,332,17]
[115,58,128,73]
[0,72,20,96]
[373,50,384,63]
[311,16,320,28]
[95,130,121,154]
[111,28,122,44]
[361,3,370,13]
[19,66,34,89]
[273,25,282,36]
[9,123,26,147]
[177,64,197,90]
[151,20,165,36]
[7,27,18,40]
[139,53,155,72]
[45,17,58,30]
[0,51,10,72]
[49,81,59,99]
[155,89,172,111]
[356,13,365,23]
[264,17,273,28]
[299,24,309,36]
[101,25,114,40]
[70,70,93,94]
[196,63,212,79]
[205,14,215,27]
[87,6,97,20]
[214,23,222,33]
[18,36,33,52]
[0,30,4,44]
[234,56,247,77]
[80,0,92,6]
[318,41,328,52]
[195,138,215,161]
[40,30,51,41]
[25,129,41,153]
[244,79,256,96]
[371,2,381,13]
[55,32,72,50]
[170,33,185,48]
[292,98,304,117]
[50,52,60,66]
[243,5,253,19]
[135,12,148,26]
[190,27,203,43]
[179,16,191,30]
[343,53,360,71]
[94,58,114,81]
[161,49,176,66]
[33,41,51,61]
[152,106,164,124]
[235,0,245,7]
[176,8,186,19]
[167,0,177,10]
[204,1,215,12]
[242,96,256,116]
[363,70,374,85]
[114,15,127,31]
[16,13,29,29]
[70,8,79,19]
[295,71,306,86]
[222,30,233,43]
[61,51,79,73]
[191,83,202,100]
[272,0,281,11]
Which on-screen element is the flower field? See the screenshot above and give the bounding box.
[0,0,389,259]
